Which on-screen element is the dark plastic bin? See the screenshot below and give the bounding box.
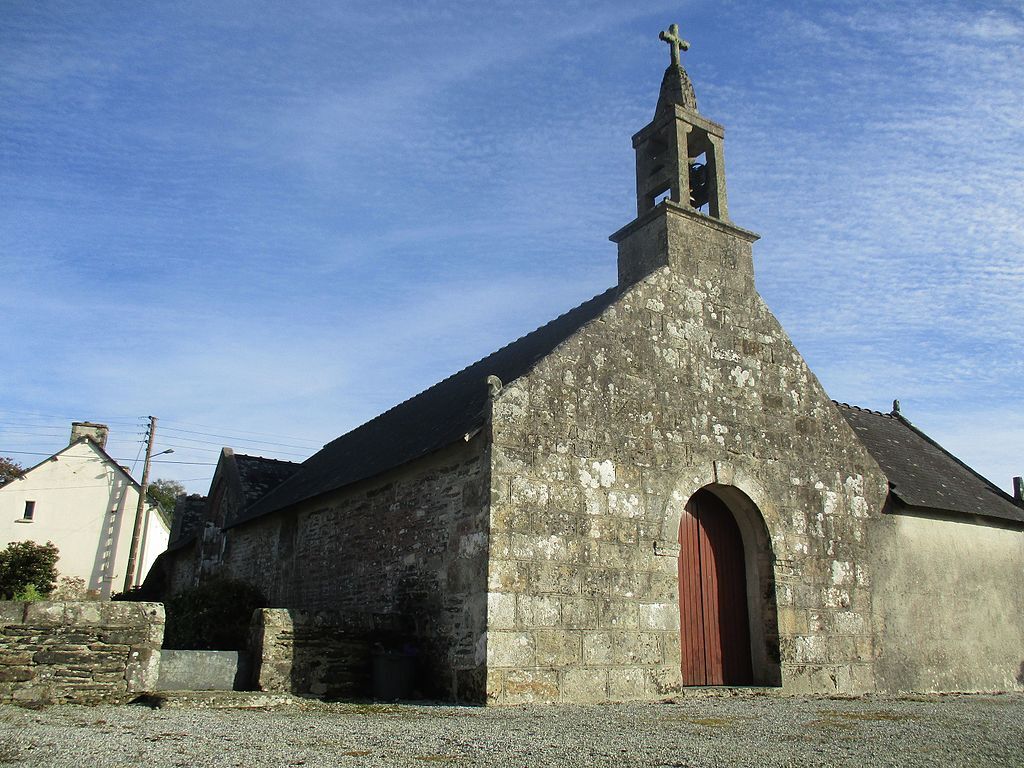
[371,649,416,701]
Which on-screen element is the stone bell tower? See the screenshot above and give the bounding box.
[611,24,759,288]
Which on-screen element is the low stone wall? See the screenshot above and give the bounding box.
[250,609,405,698]
[0,601,164,704]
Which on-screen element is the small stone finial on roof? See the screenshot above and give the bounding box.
[659,23,690,68]
[891,399,901,416]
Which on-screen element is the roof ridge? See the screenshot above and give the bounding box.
[234,453,301,465]
[831,400,894,418]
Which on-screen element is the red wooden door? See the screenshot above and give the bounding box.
[678,490,753,685]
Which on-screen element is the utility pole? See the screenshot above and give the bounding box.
[123,416,157,593]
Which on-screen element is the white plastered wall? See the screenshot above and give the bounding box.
[0,441,169,597]
[870,510,1024,692]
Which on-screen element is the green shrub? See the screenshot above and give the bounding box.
[11,584,45,602]
[164,578,266,650]
[0,541,59,599]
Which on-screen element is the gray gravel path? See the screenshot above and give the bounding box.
[1,692,1021,767]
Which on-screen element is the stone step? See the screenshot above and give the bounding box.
[131,690,306,709]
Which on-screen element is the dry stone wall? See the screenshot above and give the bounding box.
[218,440,491,702]
[250,608,405,698]
[0,600,164,704]
[485,204,889,704]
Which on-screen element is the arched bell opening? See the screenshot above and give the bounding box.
[678,484,781,687]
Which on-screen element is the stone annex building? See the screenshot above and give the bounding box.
[158,28,1024,705]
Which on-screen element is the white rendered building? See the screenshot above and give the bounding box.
[0,423,170,598]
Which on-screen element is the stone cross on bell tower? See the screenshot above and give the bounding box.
[659,23,689,68]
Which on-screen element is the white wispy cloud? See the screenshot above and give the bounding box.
[2,1,1020,492]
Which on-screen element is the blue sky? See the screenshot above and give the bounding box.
[2,1,1021,495]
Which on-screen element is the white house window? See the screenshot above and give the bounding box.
[23,501,35,521]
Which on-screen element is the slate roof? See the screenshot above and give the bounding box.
[234,453,301,509]
[836,402,1024,524]
[167,494,209,548]
[240,286,620,525]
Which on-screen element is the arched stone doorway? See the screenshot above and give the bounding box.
[678,485,780,686]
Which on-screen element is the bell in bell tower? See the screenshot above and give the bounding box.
[633,24,728,220]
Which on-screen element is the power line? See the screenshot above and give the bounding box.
[0,410,144,425]
[0,450,215,466]
[159,418,325,444]
[158,434,292,450]
[159,424,318,450]
[157,438,308,458]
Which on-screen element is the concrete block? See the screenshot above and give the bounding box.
[644,665,681,696]
[64,602,102,626]
[614,632,661,665]
[126,647,161,693]
[0,602,26,626]
[156,650,249,692]
[597,600,639,629]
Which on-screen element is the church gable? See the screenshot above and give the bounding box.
[486,242,890,702]
[483,26,892,703]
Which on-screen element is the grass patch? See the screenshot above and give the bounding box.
[806,709,920,729]
[331,703,407,716]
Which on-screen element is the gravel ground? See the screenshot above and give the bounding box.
[0,692,1021,767]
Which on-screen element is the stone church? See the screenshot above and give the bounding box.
[160,27,1024,704]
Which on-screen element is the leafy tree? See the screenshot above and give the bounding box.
[163,578,266,650]
[0,541,59,599]
[147,478,185,514]
[0,456,24,487]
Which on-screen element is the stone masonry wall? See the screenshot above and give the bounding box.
[0,600,164,704]
[485,204,889,704]
[218,439,491,703]
[250,608,405,698]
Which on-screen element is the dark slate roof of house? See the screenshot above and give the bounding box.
[836,402,1024,524]
[167,494,208,549]
[234,453,301,509]
[240,286,620,525]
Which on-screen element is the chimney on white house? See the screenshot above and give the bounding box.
[70,422,109,449]
[1014,476,1023,505]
